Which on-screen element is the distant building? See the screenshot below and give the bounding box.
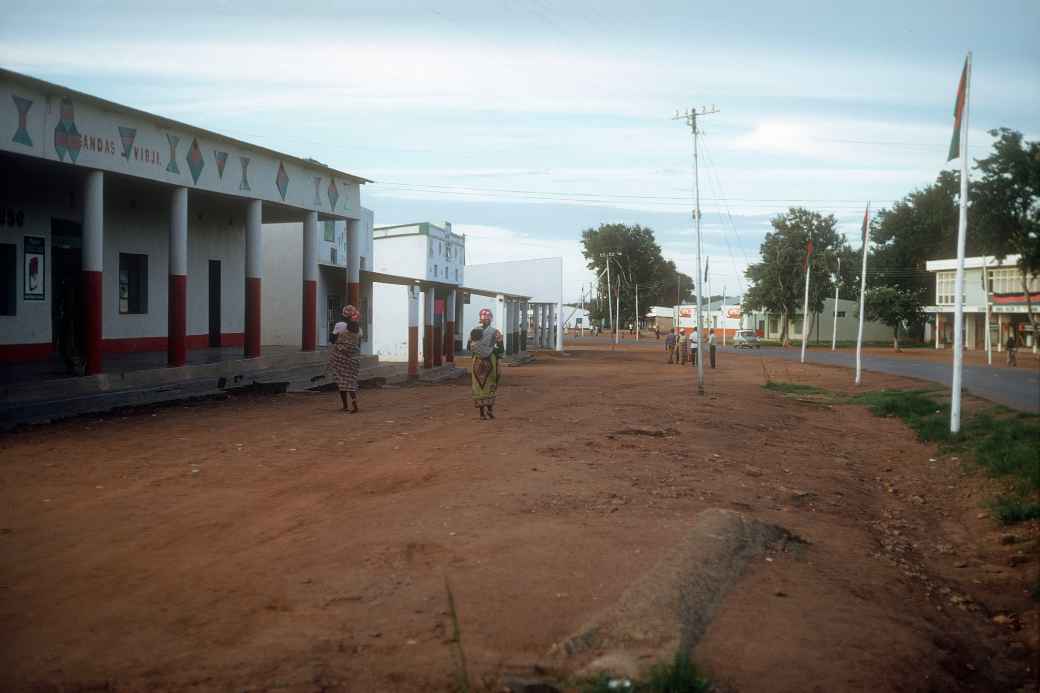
[370,222,465,360]
[924,255,1039,350]
[759,298,891,343]
[464,257,564,351]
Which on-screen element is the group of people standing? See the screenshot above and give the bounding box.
[326,305,505,420]
[665,327,717,368]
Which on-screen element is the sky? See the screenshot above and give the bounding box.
[2,1,1038,302]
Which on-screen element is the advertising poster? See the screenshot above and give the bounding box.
[23,236,45,301]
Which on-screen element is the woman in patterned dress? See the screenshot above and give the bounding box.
[468,308,504,420]
[328,305,362,412]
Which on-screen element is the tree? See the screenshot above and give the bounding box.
[971,128,1040,345]
[869,170,963,300]
[580,223,692,327]
[743,208,843,345]
[862,286,925,351]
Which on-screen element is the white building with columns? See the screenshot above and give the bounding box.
[370,222,466,362]
[0,70,368,376]
[463,257,564,352]
[262,211,375,355]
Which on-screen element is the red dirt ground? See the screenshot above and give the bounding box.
[1,344,1037,692]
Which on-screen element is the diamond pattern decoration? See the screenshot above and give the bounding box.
[214,151,228,179]
[239,157,251,191]
[118,126,136,159]
[327,178,339,210]
[53,98,81,162]
[12,95,33,146]
[166,134,180,174]
[275,162,289,200]
[313,177,322,206]
[186,138,205,184]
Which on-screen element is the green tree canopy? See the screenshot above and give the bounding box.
[971,128,1040,337]
[580,223,692,326]
[862,286,925,351]
[743,208,845,344]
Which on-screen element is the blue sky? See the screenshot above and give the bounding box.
[3,1,1038,300]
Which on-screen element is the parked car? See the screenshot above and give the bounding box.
[733,330,760,349]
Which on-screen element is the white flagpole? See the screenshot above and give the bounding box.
[800,250,811,364]
[950,52,972,434]
[855,206,870,385]
[831,256,840,351]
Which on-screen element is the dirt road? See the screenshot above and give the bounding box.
[1,344,1036,692]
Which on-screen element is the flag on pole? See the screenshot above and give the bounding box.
[860,204,870,244]
[947,57,969,161]
[803,238,814,271]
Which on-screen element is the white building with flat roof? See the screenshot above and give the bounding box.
[924,255,1039,350]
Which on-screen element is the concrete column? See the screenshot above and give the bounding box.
[302,211,318,351]
[423,285,434,369]
[445,288,456,363]
[82,170,104,375]
[346,218,361,307]
[168,186,188,367]
[936,313,942,348]
[520,300,528,352]
[496,294,506,350]
[555,300,564,351]
[407,284,419,379]
[432,286,443,367]
[244,199,262,358]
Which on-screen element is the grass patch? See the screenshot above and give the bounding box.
[988,495,1040,525]
[849,389,953,443]
[763,381,827,396]
[578,651,711,693]
[850,390,1040,525]
[767,383,1039,526]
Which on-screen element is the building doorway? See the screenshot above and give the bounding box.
[326,294,340,345]
[208,260,221,347]
[51,219,83,374]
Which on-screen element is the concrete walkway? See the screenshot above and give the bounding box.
[728,346,1040,413]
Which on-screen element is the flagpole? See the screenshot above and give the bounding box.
[950,52,972,434]
[855,205,870,385]
[831,256,840,351]
[800,249,811,364]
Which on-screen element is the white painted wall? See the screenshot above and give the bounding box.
[1,169,246,347]
[261,222,303,347]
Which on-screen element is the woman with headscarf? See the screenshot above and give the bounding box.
[468,308,504,420]
[327,305,362,412]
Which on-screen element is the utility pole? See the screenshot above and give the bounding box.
[635,283,640,341]
[674,105,719,395]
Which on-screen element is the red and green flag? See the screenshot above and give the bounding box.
[803,238,814,271]
[860,204,870,244]
[947,56,969,162]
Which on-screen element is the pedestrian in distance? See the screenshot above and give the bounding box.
[1006,333,1017,367]
[469,308,504,420]
[655,325,661,340]
[690,327,699,367]
[708,328,717,369]
[665,330,677,363]
[679,329,689,365]
[327,305,362,412]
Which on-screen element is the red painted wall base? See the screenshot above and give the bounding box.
[82,270,103,375]
[407,325,419,379]
[432,326,443,367]
[245,277,261,358]
[444,320,455,362]
[302,279,317,351]
[168,274,187,367]
[423,325,433,369]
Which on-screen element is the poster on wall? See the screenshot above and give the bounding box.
[23,236,45,301]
